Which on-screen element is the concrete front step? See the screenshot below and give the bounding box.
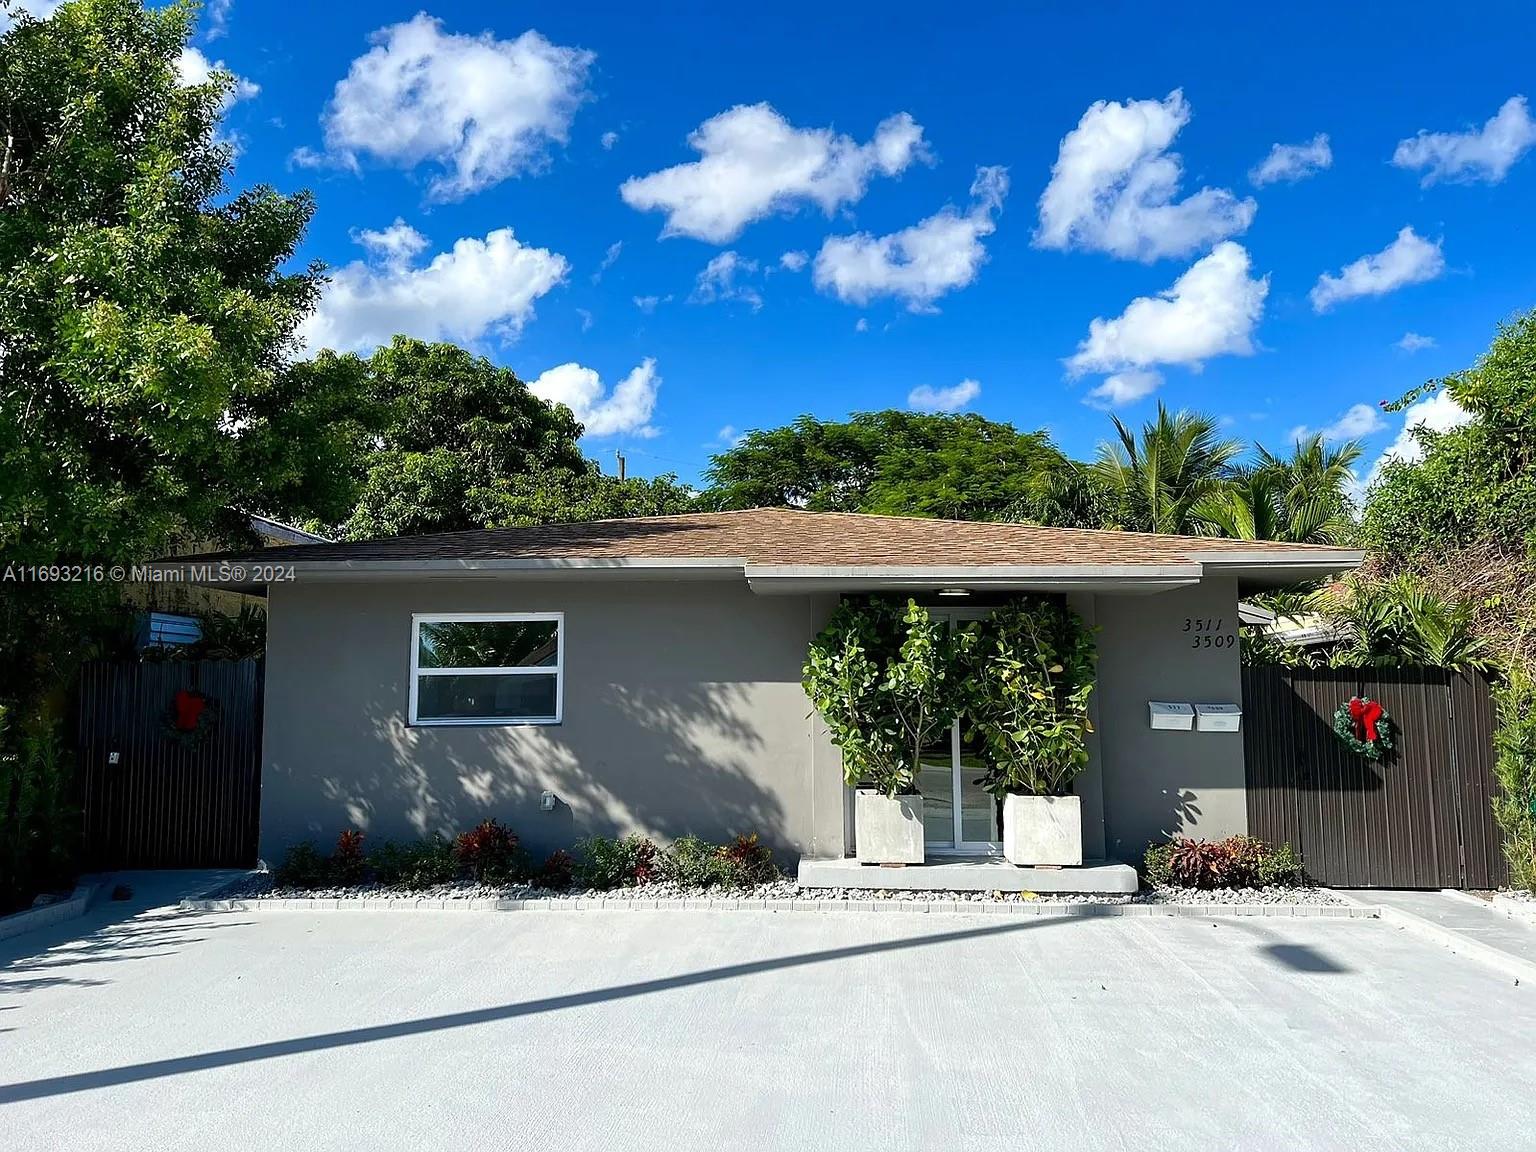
[797,855,1139,894]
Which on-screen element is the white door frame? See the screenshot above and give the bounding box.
[927,607,1001,857]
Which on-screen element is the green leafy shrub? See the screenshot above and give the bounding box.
[0,711,79,915]
[574,834,660,889]
[370,834,460,889]
[453,819,525,884]
[660,834,734,887]
[1492,671,1536,893]
[272,842,331,889]
[1142,835,1305,890]
[962,598,1097,798]
[804,597,970,797]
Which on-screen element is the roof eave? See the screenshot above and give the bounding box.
[745,564,1202,595]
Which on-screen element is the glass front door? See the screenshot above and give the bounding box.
[921,609,1001,855]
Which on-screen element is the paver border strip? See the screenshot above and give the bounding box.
[0,881,100,942]
[180,893,1378,919]
[1329,889,1536,983]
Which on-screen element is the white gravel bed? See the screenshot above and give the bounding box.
[204,874,1340,906]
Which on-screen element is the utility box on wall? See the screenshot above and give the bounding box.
[1148,701,1195,730]
[1194,703,1242,732]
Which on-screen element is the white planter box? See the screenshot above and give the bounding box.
[854,790,925,865]
[1002,794,1082,867]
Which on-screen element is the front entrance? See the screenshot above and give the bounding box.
[920,607,1000,855]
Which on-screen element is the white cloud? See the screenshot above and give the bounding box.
[813,166,1007,312]
[1309,226,1444,312]
[715,425,745,446]
[1085,369,1163,409]
[854,318,869,333]
[633,294,669,314]
[305,14,592,201]
[299,226,568,355]
[1035,90,1255,262]
[353,218,430,266]
[1067,242,1268,376]
[1357,390,1475,495]
[779,250,808,272]
[175,46,260,104]
[692,251,762,310]
[204,0,233,40]
[591,240,622,282]
[1397,331,1436,353]
[1289,402,1386,444]
[1249,133,1332,186]
[620,103,930,243]
[529,359,660,438]
[576,308,593,332]
[908,379,981,413]
[600,130,619,150]
[1392,96,1536,185]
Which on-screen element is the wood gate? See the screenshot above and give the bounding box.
[78,659,263,870]
[1242,666,1505,889]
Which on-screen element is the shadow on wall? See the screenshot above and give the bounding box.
[283,679,789,859]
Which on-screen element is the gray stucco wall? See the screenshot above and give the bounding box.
[260,578,840,862]
[1091,576,1247,861]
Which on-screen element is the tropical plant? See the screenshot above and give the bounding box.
[0,710,78,914]
[1316,575,1492,672]
[1491,671,1536,892]
[1193,434,1362,544]
[803,598,971,797]
[1142,836,1304,890]
[453,818,526,884]
[962,599,1097,798]
[1092,404,1243,534]
[573,834,661,889]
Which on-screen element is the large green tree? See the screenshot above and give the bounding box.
[324,338,696,539]
[0,0,344,707]
[703,411,1066,521]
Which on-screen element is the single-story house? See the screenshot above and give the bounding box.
[206,508,1361,866]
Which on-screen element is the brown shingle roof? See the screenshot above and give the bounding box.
[194,508,1358,569]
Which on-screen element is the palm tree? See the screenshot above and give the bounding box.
[1091,403,1242,534]
[1193,433,1364,544]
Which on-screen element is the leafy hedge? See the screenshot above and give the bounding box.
[272,824,783,892]
[1142,835,1305,890]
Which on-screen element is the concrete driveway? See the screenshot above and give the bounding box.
[2,882,1533,1151]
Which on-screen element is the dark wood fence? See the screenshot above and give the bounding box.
[78,659,263,870]
[1243,666,1505,889]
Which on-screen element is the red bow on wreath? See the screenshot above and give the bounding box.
[1348,696,1383,743]
[173,690,208,732]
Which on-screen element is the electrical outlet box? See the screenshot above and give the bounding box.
[1148,701,1195,730]
[540,790,557,812]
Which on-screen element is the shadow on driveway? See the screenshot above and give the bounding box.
[0,914,1073,1105]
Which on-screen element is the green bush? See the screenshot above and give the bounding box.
[272,842,331,889]
[371,834,459,889]
[1141,835,1305,890]
[0,711,79,915]
[1492,672,1536,893]
[574,834,660,889]
[660,834,734,887]
[721,833,780,885]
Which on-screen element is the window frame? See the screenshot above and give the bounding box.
[408,611,564,727]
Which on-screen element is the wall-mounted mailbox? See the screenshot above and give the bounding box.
[1194,703,1242,733]
[1149,701,1195,730]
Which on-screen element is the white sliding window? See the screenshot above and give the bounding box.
[409,612,563,725]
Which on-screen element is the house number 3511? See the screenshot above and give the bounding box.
[1184,617,1234,648]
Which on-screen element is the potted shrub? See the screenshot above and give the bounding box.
[965,598,1096,866]
[804,597,969,864]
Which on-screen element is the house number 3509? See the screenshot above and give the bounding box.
[1184,617,1234,648]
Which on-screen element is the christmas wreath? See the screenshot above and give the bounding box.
[1332,695,1393,761]
[161,689,219,748]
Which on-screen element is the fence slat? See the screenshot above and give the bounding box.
[1243,665,1503,889]
[77,659,262,870]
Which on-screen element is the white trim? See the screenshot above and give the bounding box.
[409,612,564,726]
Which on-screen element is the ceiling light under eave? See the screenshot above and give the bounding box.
[937,587,971,598]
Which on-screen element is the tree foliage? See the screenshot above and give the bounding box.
[319,338,697,539]
[1090,404,1243,534]
[1193,435,1362,544]
[704,411,1066,520]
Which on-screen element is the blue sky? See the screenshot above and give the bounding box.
[154,2,1536,485]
